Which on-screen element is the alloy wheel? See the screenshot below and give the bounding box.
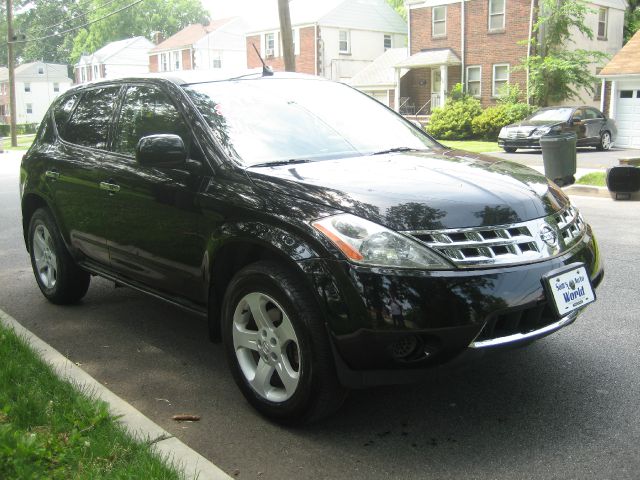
[32,224,58,289]
[232,292,301,402]
[601,132,612,150]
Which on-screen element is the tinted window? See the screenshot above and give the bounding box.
[65,87,120,149]
[620,90,633,99]
[585,108,603,120]
[114,85,189,156]
[53,94,79,138]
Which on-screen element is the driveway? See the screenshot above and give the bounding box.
[1,151,639,479]
[489,147,639,170]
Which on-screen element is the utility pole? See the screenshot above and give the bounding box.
[6,0,18,147]
[278,0,295,72]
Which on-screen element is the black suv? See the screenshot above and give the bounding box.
[20,73,603,423]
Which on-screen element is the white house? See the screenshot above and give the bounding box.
[349,47,407,108]
[149,17,249,73]
[0,62,72,125]
[245,0,407,82]
[598,29,640,149]
[74,36,154,83]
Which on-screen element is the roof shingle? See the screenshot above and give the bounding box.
[599,30,640,77]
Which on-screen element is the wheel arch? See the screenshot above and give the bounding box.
[21,193,51,251]
[206,226,325,342]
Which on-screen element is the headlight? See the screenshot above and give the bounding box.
[312,213,453,269]
[532,126,551,137]
[499,127,507,138]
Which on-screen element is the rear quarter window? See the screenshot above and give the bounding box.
[53,94,79,139]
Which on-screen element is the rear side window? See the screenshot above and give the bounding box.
[53,94,79,139]
[64,87,120,149]
[114,85,190,157]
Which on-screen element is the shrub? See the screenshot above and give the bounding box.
[427,85,482,140]
[472,103,533,141]
[0,123,39,137]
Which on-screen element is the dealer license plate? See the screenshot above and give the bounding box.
[544,263,595,318]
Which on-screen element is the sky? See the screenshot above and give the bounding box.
[201,0,276,20]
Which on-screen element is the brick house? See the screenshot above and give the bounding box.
[149,17,248,73]
[74,37,154,84]
[245,0,407,82]
[396,0,626,114]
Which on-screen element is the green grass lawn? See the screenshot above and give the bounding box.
[1,134,35,151]
[0,323,183,480]
[576,171,606,187]
[436,140,501,154]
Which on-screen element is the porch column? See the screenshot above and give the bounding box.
[609,80,617,119]
[394,67,401,113]
[440,64,448,105]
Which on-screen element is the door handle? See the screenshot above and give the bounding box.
[99,181,121,194]
[45,170,60,181]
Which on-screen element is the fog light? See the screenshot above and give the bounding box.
[389,335,421,360]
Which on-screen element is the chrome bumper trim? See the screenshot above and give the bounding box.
[469,310,579,349]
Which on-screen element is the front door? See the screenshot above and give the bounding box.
[431,69,442,109]
[105,84,208,303]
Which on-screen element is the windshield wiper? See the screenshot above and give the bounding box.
[249,158,315,168]
[368,147,428,156]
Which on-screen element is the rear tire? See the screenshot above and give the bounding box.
[503,147,517,153]
[221,261,347,424]
[28,208,90,304]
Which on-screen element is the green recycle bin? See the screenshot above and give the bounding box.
[539,132,577,186]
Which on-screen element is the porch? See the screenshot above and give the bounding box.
[394,49,461,116]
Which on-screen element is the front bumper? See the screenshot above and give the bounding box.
[498,136,542,149]
[301,227,602,388]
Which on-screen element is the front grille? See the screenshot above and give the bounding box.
[507,129,530,139]
[406,205,586,268]
[475,303,556,343]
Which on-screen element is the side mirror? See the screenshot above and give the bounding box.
[571,116,582,124]
[136,134,187,168]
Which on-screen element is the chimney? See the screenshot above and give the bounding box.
[152,31,164,45]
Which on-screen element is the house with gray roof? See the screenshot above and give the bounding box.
[0,62,72,125]
[246,0,407,82]
[349,47,407,108]
[74,36,154,84]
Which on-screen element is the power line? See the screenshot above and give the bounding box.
[9,0,145,44]
[27,0,127,37]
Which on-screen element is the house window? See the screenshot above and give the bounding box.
[172,50,182,70]
[38,66,44,75]
[265,32,275,56]
[489,0,506,31]
[339,30,350,54]
[432,6,447,37]
[160,53,169,72]
[212,54,222,69]
[492,64,509,96]
[384,34,392,50]
[53,82,60,92]
[24,83,31,92]
[80,68,86,82]
[26,103,33,114]
[598,8,608,39]
[466,66,482,97]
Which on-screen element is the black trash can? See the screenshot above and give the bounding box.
[539,132,577,186]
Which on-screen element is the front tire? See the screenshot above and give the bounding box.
[597,131,612,151]
[221,261,346,424]
[28,208,90,304]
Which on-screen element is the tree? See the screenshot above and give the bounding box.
[70,0,208,64]
[385,0,406,20]
[625,0,640,43]
[521,0,609,107]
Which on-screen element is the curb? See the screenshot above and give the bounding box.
[0,308,231,480]
[563,184,611,198]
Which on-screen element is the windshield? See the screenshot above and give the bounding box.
[185,78,437,166]
[526,108,573,123]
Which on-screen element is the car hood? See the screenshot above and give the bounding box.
[503,120,564,131]
[246,150,569,231]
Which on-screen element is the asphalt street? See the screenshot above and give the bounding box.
[1,151,639,479]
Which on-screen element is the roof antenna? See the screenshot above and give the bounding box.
[252,43,273,76]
